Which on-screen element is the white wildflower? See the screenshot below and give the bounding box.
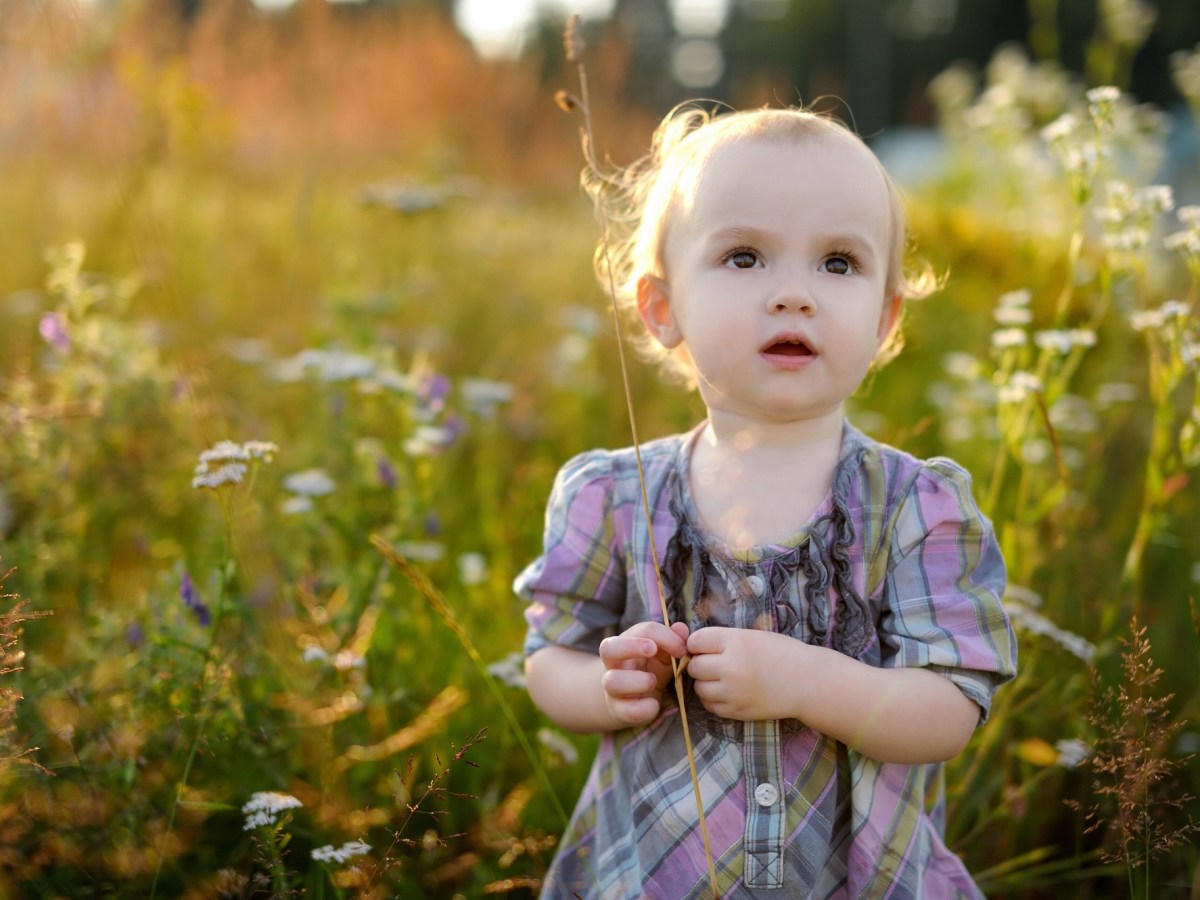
[1182,341,1200,367]
[312,840,372,864]
[220,337,271,364]
[200,440,251,465]
[242,791,302,830]
[554,332,592,368]
[332,650,366,671]
[1138,184,1174,216]
[302,645,330,664]
[1040,113,1077,145]
[1095,382,1139,407]
[192,440,275,490]
[458,552,489,586]
[994,305,1033,326]
[392,541,445,563]
[1104,226,1151,253]
[942,352,983,380]
[940,417,975,444]
[487,651,527,689]
[272,348,376,384]
[1063,145,1102,179]
[1050,395,1099,434]
[460,378,515,415]
[1165,230,1200,255]
[1055,738,1090,769]
[1068,328,1097,348]
[925,381,955,409]
[1004,595,1096,662]
[1086,85,1121,105]
[242,441,279,461]
[372,368,412,393]
[1178,205,1200,225]
[1086,85,1121,126]
[998,371,1043,404]
[281,495,314,515]
[991,328,1028,350]
[1020,439,1051,465]
[538,728,579,765]
[1130,309,1165,331]
[403,424,458,456]
[997,289,1032,308]
[283,468,336,497]
[556,305,604,337]
[1161,300,1192,320]
[192,462,248,490]
[1033,330,1073,354]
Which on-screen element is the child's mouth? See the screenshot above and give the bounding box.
[763,340,814,357]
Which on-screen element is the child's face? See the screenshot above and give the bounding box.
[638,132,900,426]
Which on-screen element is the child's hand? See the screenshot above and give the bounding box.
[599,621,690,727]
[686,627,806,722]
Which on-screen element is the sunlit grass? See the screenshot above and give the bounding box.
[0,2,1198,897]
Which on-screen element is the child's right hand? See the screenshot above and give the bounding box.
[599,621,690,727]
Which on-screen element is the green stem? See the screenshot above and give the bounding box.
[149,517,237,899]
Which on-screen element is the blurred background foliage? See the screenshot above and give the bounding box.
[1,0,1199,896]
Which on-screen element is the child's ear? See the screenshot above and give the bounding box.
[876,292,903,344]
[637,274,683,349]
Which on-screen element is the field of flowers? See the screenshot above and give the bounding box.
[1,2,1198,897]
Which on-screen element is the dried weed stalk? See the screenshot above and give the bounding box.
[362,728,486,890]
[555,15,718,896]
[1067,617,1198,889]
[0,562,51,776]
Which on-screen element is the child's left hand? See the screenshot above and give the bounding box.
[685,627,807,722]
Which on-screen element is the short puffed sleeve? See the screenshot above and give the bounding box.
[514,449,628,658]
[879,458,1017,722]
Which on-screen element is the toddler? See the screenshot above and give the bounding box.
[515,105,1017,899]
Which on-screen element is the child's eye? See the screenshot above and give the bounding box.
[822,252,860,275]
[723,249,761,269]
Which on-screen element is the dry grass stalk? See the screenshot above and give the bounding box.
[556,14,718,898]
[1067,617,1199,885]
[0,563,51,777]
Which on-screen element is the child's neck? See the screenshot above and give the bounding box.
[689,410,844,549]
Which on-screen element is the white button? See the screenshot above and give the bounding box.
[745,575,766,597]
[754,782,779,807]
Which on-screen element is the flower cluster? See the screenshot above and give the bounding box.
[1004,586,1096,663]
[241,791,303,830]
[280,467,336,514]
[311,839,372,864]
[1164,206,1200,281]
[192,440,277,490]
[1095,180,1174,270]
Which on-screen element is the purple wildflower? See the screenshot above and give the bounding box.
[125,622,145,647]
[416,373,451,414]
[38,312,70,353]
[442,412,467,443]
[424,512,441,536]
[180,571,211,626]
[376,456,398,489]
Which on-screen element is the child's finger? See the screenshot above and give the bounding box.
[601,668,658,699]
[599,635,658,668]
[626,620,689,657]
[686,625,728,656]
[610,696,660,727]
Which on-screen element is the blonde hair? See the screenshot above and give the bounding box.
[584,103,938,386]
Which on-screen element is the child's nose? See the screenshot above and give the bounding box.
[766,282,817,315]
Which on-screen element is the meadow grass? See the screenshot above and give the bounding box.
[1,2,1198,897]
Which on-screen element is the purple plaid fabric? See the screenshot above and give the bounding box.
[516,422,1017,899]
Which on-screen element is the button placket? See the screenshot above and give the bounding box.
[742,718,785,888]
[739,562,785,887]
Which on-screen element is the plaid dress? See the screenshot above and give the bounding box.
[516,422,1017,899]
